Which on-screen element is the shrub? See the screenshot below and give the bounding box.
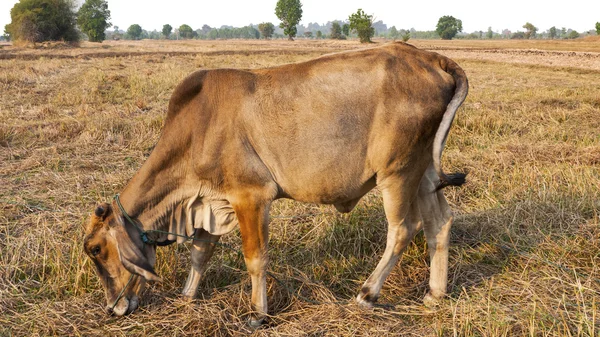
[5,0,79,43]
[567,30,580,39]
[511,31,525,39]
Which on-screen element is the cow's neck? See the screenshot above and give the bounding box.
[117,141,197,232]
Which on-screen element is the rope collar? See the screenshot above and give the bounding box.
[113,194,175,247]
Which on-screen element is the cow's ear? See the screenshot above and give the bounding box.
[113,226,162,282]
[94,203,112,221]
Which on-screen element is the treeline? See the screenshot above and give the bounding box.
[459,24,595,40]
[108,22,403,41]
[107,25,595,42]
[3,0,599,43]
[110,25,262,41]
[95,20,600,42]
[108,21,432,41]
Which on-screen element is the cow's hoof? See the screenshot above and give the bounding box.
[248,316,264,328]
[181,290,196,300]
[423,292,443,308]
[356,296,373,309]
[356,287,378,309]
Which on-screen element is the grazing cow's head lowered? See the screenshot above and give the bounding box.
[83,203,161,316]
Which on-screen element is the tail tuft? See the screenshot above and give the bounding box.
[436,172,467,190]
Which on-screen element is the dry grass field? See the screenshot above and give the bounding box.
[1,38,599,336]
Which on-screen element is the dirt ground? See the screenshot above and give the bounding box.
[2,38,600,71]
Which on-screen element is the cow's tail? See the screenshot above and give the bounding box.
[433,58,469,190]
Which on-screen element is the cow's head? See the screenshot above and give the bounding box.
[83,202,161,316]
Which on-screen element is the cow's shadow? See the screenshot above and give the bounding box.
[258,198,553,317]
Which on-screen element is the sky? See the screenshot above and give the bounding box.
[1,0,599,34]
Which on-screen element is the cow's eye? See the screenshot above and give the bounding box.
[90,246,101,256]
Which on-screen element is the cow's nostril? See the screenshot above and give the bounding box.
[105,306,114,315]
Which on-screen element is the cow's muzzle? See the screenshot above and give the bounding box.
[106,295,139,316]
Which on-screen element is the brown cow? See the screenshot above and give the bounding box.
[83,42,468,325]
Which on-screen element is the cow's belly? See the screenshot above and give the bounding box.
[272,153,376,205]
[280,176,375,205]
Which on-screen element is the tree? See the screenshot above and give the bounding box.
[523,22,537,39]
[436,15,462,40]
[511,31,525,39]
[275,0,302,40]
[207,28,218,39]
[201,24,212,35]
[258,22,275,39]
[342,23,350,37]
[348,8,374,43]
[486,27,493,39]
[316,30,322,39]
[179,24,194,39]
[303,31,312,38]
[77,0,110,42]
[372,20,387,37]
[549,26,556,39]
[596,22,600,35]
[126,24,142,40]
[402,30,410,42]
[111,25,121,40]
[567,30,579,39]
[147,30,160,39]
[330,21,342,39]
[388,26,399,40]
[5,0,79,43]
[162,24,172,39]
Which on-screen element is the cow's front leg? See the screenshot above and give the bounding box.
[182,228,221,298]
[232,196,271,327]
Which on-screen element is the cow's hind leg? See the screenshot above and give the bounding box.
[356,175,421,307]
[182,228,221,298]
[419,166,454,306]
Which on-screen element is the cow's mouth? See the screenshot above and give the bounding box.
[107,295,139,316]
